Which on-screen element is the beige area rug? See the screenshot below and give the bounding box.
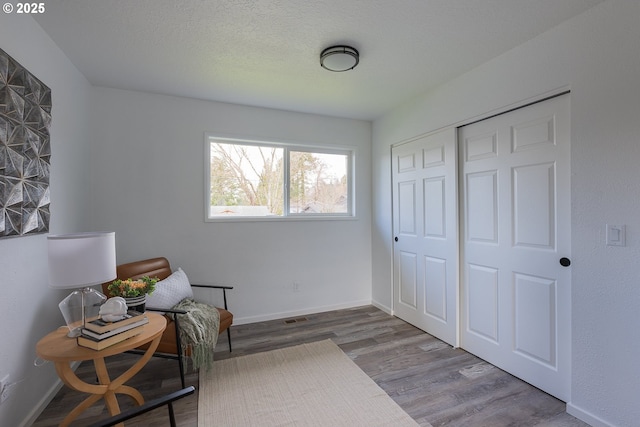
[199,339,421,426]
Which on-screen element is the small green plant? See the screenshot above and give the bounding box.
[108,276,158,297]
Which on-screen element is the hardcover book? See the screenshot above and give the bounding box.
[77,325,145,350]
[84,311,147,334]
[81,317,149,340]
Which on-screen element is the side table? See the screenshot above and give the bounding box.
[36,312,167,427]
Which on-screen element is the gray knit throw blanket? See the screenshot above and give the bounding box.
[172,298,220,371]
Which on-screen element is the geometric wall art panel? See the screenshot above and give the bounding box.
[0,47,52,238]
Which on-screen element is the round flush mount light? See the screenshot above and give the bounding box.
[320,45,359,72]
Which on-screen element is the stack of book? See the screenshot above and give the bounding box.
[77,311,149,350]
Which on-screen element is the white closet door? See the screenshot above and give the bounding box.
[392,128,458,346]
[459,94,571,400]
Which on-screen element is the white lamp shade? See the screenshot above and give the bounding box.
[47,232,116,289]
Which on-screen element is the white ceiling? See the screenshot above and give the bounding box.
[34,0,603,121]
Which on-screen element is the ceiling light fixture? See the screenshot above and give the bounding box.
[320,45,359,72]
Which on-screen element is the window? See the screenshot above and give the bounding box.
[205,135,354,220]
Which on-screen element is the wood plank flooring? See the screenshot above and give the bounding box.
[32,306,589,426]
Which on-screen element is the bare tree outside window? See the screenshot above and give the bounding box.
[289,151,348,214]
[210,142,284,216]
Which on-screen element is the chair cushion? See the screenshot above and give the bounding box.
[146,268,194,311]
[219,307,233,331]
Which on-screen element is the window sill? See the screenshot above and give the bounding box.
[205,215,357,223]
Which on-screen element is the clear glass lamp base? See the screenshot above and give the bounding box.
[58,287,107,337]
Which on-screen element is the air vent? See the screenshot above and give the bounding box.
[284,317,308,324]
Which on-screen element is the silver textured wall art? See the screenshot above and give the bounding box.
[0,47,52,238]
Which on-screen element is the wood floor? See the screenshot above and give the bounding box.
[32,306,589,427]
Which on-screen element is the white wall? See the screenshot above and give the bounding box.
[0,14,93,427]
[88,87,372,324]
[372,1,640,426]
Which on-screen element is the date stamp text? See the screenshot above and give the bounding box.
[3,3,46,14]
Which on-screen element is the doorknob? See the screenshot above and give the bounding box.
[559,257,571,267]
[394,237,398,242]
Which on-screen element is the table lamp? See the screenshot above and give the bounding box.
[47,232,116,337]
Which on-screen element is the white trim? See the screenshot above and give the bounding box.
[232,300,371,325]
[205,215,358,223]
[371,300,392,315]
[389,85,571,150]
[19,361,81,427]
[566,402,614,427]
[204,133,357,221]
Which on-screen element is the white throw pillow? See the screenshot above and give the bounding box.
[146,268,194,311]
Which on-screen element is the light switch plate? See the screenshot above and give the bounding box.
[606,224,626,246]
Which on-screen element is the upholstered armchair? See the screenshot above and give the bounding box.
[101,257,233,387]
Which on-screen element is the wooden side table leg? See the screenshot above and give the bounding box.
[109,335,162,392]
[59,394,103,427]
[55,362,108,395]
[36,313,168,427]
[115,385,145,404]
[94,357,122,416]
[54,362,109,426]
[107,335,163,406]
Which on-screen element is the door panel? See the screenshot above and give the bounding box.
[424,178,445,237]
[398,182,417,235]
[513,163,555,248]
[424,256,447,320]
[466,171,498,242]
[467,263,499,342]
[459,94,571,401]
[399,251,417,309]
[513,273,555,366]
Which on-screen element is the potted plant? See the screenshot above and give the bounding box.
[107,276,158,312]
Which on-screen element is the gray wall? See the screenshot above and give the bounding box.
[0,13,93,427]
[4,1,638,426]
[372,1,640,426]
[2,14,373,426]
[87,87,373,324]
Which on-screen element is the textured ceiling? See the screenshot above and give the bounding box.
[34,0,603,120]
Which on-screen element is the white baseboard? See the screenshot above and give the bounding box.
[566,402,613,427]
[371,300,392,315]
[233,299,372,325]
[20,361,80,427]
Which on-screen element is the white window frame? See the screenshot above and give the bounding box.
[204,134,356,222]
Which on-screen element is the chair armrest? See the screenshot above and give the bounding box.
[191,283,234,290]
[146,306,188,315]
[190,283,233,310]
[87,386,195,427]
